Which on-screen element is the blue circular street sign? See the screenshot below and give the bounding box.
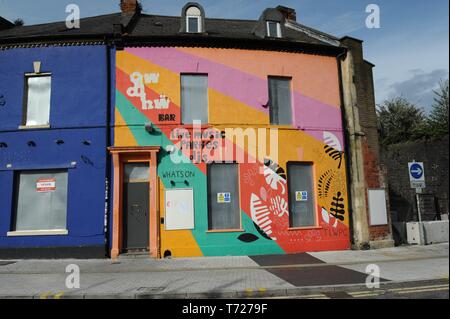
[410,163,423,179]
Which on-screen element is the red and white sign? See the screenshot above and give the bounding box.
[36,178,56,192]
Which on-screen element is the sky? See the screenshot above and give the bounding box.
[0,0,448,112]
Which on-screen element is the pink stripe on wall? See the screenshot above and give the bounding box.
[127,47,269,115]
[126,47,344,143]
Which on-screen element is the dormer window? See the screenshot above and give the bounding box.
[186,5,202,33]
[267,21,281,38]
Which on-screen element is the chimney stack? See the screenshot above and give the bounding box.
[120,0,140,14]
[276,6,297,21]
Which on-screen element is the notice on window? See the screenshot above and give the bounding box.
[217,192,231,204]
[295,191,308,202]
[36,178,56,193]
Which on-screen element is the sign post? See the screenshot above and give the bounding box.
[408,162,425,225]
[408,162,425,189]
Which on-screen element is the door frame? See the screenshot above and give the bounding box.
[108,146,160,259]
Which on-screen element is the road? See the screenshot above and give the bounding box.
[275,281,449,299]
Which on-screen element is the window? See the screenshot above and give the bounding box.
[186,6,202,33]
[267,21,281,38]
[181,74,208,124]
[23,74,51,127]
[287,163,316,228]
[187,16,200,33]
[268,76,292,125]
[13,170,68,232]
[207,163,241,230]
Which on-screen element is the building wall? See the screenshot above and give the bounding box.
[340,38,393,245]
[0,46,108,256]
[114,47,351,257]
[381,136,449,222]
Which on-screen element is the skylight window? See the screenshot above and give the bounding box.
[267,21,281,38]
[186,6,202,33]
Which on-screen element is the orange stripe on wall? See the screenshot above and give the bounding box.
[176,47,341,109]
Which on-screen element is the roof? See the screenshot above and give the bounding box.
[0,17,14,31]
[0,13,121,39]
[0,11,346,55]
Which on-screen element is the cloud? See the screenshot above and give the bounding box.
[386,68,449,112]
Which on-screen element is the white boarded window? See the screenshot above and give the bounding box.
[207,163,240,230]
[268,76,292,125]
[368,189,388,226]
[13,170,68,231]
[267,21,281,38]
[24,75,51,126]
[287,163,316,228]
[181,74,208,124]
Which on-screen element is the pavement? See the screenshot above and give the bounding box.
[0,243,448,299]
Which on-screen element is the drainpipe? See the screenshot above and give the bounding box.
[104,41,113,257]
[337,47,371,250]
[336,50,356,247]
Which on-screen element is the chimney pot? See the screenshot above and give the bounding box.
[276,6,297,21]
[121,0,140,14]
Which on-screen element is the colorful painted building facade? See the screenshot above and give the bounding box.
[0,0,393,259]
[111,44,350,258]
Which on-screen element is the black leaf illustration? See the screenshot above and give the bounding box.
[253,222,272,241]
[264,158,287,180]
[318,170,335,198]
[330,191,345,221]
[324,145,343,169]
[237,233,260,243]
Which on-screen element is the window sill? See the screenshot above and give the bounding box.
[206,229,245,234]
[7,230,68,237]
[18,125,50,130]
[288,226,322,231]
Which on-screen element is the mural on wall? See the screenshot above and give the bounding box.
[115,46,351,257]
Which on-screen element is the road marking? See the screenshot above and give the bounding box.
[265,294,328,299]
[397,287,449,294]
[350,284,449,298]
[351,284,449,295]
[258,288,267,293]
[39,291,52,299]
[389,284,449,292]
[54,292,65,299]
[352,293,380,298]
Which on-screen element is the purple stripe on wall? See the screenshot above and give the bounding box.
[125,47,344,145]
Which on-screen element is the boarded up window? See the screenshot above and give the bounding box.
[207,163,240,230]
[287,163,316,227]
[268,76,292,125]
[25,75,51,126]
[181,74,208,124]
[14,170,68,231]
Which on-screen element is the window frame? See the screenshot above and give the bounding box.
[20,72,52,129]
[266,21,282,38]
[180,73,209,125]
[206,162,243,233]
[286,161,319,230]
[186,15,201,33]
[268,75,293,126]
[7,169,70,237]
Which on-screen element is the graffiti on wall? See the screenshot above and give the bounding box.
[115,47,351,257]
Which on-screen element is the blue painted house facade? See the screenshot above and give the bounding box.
[0,43,114,258]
